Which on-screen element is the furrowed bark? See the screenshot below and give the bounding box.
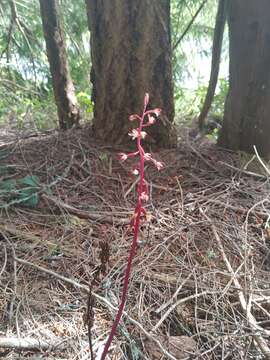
[85,0,175,147]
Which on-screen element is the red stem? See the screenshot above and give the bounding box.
[100,105,147,360]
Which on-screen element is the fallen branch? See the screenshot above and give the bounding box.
[0,223,44,246]
[0,336,66,351]
[253,146,270,177]
[218,161,268,180]
[206,199,269,219]
[0,244,7,278]
[14,256,178,360]
[42,194,129,225]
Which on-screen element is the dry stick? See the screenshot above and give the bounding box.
[155,273,193,313]
[0,244,7,278]
[151,290,214,333]
[188,143,218,172]
[0,336,66,351]
[206,199,269,220]
[42,194,129,225]
[253,146,270,176]
[218,161,268,180]
[201,211,270,359]
[0,223,43,247]
[13,256,177,360]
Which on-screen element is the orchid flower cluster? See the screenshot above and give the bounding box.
[119,93,164,201]
[100,93,164,360]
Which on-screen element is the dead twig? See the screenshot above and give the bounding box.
[42,194,130,225]
[0,336,67,351]
[253,146,270,176]
[0,244,7,279]
[151,290,215,333]
[218,161,268,180]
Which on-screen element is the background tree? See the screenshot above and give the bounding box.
[218,0,270,157]
[39,0,80,130]
[198,0,226,130]
[85,0,175,147]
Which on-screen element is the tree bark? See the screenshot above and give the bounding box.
[218,0,270,157]
[85,0,175,147]
[39,0,80,130]
[198,0,226,131]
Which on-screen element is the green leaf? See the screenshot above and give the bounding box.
[0,150,9,160]
[20,175,40,187]
[0,179,17,192]
[24,193,39,207]
[17,188,39,207]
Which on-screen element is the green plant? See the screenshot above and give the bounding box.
[211,77,229,117]
[0,174,41,207]
[77,91,93,118]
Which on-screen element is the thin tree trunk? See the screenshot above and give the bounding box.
[173,0,207,52]
[39,0,80,130]
[218,0,270,157]
[198,0,226,130]
[85,0,175,147]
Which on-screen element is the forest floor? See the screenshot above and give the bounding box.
[0,125,270,360]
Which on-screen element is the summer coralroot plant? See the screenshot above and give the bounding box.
[100,93,164,360]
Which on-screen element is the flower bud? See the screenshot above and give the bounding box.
[144,93,149,107]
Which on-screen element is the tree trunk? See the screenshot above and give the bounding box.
[39,0,80,130]
[198,0,226,131]
[218,0,270,157]
[85,0,175,147]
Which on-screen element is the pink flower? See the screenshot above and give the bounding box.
[144,153,152,161]
[155,161,164,170]
[148,115,156,125]
[129,114,140,121]
[118,152,128,161]
[152,159,164,170]
[153,108,162,117]
[140,191,149,202]
[144,93,149,107]
[128,129,139,140]
[132,168,139,176]
[141,131,147,139]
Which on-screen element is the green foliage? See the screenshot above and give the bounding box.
[77,91,93,118]
[0,174,41,207]
[211,78,229,116]
[0,0,89,128]
[174,77,228,121]
[171,0,229,120]
[171,0,217,86]
[61,0,90,91]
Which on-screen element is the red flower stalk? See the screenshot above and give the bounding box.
[100,94,164,360]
